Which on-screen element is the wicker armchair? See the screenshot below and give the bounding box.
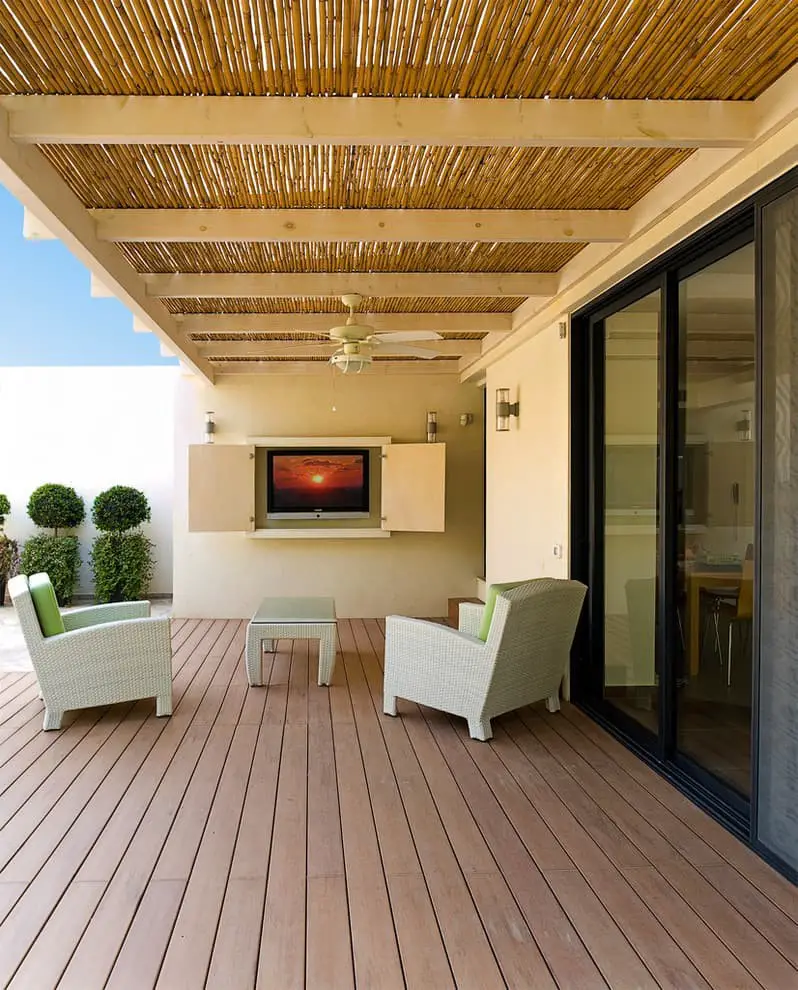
[383,578,587,740]
[9,574,173,730]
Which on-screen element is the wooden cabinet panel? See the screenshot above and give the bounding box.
[188,445,255,532]
[381,443,446,532]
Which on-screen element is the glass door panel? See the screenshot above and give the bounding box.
[676,244,755,796]
[603,290,661,734]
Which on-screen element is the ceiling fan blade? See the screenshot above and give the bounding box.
[374,343,441,359]
[371,331,443,343]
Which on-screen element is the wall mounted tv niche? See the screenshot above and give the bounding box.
[266,449,370,520]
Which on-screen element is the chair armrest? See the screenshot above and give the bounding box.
[40,617,171,674]
[384,615,489,689]
[458,602,485,637]
[62,601,151,630]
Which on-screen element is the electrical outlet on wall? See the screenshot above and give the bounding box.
[553,544,563,559]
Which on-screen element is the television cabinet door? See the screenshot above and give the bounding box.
[188,445,256,532]
[381,443,446,532]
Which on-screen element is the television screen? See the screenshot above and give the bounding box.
[267,449,370,518]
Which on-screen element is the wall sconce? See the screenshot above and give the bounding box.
[495,389,519,431]
[426,411,438,443]
[735,409,752,442]
[204,411,216,444]
[459,413,474,427]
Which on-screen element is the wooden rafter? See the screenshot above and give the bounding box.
[89,208,631,244]
[196,339,480,359]
[0,104,214,383]
[1,96,755,148]
[172,313,512,334]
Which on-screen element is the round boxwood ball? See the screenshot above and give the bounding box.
[27,484,85,532]
[92,486,151,533]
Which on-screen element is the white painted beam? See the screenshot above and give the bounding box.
[197,339,480,359]
[1,96,755,149]
[22,207,56,240]
[132,316,152,333]
[90,273,115,298]
[145,272,558,299]
[178,312,512,333]
[0,103,213,383]
[213,360,460,376]
[91,208,631,244]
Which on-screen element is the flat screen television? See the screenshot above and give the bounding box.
[266,449,370,519]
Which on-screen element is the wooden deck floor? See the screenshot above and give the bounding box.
[0,618,796,989]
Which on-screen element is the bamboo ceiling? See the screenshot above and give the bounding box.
[42,145,692,211]
[164,296,525,316]
[1,1,795,99]
[120,242,583,275]
[188,331,485,342]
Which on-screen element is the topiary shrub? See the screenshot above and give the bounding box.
[91,532,155,603]
[21,485,85,605]
[92,486,150,533]
[20,534,81,606]
[27,484,85,536]
[0,493,9,529]
[90,486,155,602]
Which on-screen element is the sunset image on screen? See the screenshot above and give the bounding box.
[270,453,367,511]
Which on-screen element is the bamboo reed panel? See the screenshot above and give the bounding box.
[204,354,459,363]
[163,295,524,315]
[119,241,582,275]
[1,2,795,99]
[40,145,692,212]
[187,330,485,342]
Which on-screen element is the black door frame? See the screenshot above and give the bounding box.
[571,165,798,879]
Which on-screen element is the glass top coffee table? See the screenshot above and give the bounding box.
[245,596,337,687]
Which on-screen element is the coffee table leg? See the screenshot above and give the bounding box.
[317,625,336,686]
[246,625,268,686]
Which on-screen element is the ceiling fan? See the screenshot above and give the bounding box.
[293,293,444,373]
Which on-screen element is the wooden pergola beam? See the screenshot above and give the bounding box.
[144,272,558,299]
[0,96,755,148]
[91,208,631,244]
[0,105,214,383]
[197,339,480,358]
[175,312,513,334]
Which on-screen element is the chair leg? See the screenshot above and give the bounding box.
[546,693,561,713]
[156,693,173,717]
[467,717,492,741]
[42,707,63,731]
[383,694,397,717]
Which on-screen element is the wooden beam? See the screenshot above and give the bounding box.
[22,207,56,240]
[0,104,214,383]
[178,312,512,333]
[196,339,480,359]
[213,360,460,376]
[0,96,755,149]
[91,208,631,244]
[144,272,558,298]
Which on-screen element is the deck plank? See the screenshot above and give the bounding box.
[0,618,794,990]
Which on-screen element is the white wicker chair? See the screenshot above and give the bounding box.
[9,574,173,731]
[383,578,587,740]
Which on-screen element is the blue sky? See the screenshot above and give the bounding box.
[0,185,178,366]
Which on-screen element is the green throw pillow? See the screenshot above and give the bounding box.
[477,581,528,641]
[28,573,65,637]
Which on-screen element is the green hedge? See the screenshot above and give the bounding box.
[91,532,155,603]
[27,484,85,535]
[92,486,150,533]
[20,535,81,606]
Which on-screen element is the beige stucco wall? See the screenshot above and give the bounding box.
[0,366,178,596]
[485,321,570,584]
[172,372,485,618]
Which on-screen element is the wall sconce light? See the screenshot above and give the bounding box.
[204,411,216,444]
[735,409,752,442]
[495,389,519,432]
[426,411,438,443]
[459,413,474,427]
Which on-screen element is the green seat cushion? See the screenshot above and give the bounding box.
[28,574,65,638]
[477,581,528,641]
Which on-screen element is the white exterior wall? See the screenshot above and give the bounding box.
[0,367,178,595]
[172,372,485,618]
[485,321,570,585]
